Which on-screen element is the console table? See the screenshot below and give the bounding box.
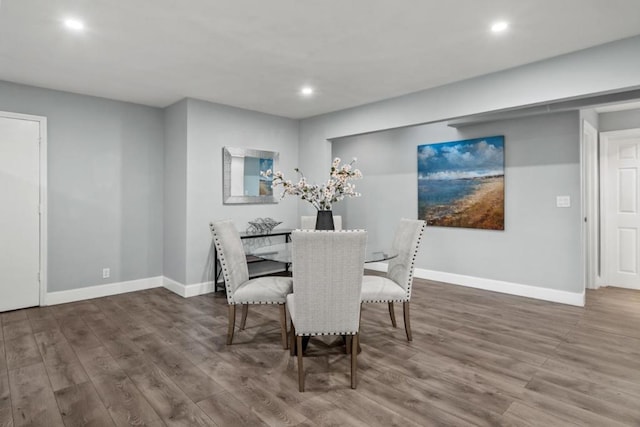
[214,228,293,292]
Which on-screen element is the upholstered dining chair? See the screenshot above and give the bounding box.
[287,230,367,391]
[360,218,426,341]
[210,220,293,348]
[300,215,343,230]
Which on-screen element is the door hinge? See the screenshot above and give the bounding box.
[37,272,41,282]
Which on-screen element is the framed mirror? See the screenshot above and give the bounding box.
[223,146,279,204]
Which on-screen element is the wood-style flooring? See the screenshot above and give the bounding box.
[1,276,640,426]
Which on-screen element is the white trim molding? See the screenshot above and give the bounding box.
[162,276,217,298]
[366,263,585,307]
[46,276,163,306]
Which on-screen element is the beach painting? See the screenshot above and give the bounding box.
[418,136,504,230]
[258,157,274,196]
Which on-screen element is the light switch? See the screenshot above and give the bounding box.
[556,195,571,208]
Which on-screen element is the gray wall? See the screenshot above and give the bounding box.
[184,99,300,285]
[333,112,582,293]
[163,100,188,284]
[0,80,164,292]
[599,108,640,132]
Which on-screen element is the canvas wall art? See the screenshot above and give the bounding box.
[417,136,504,230]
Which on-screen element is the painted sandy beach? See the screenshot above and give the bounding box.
[419,175,504,230]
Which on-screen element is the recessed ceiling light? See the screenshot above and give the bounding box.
[300,86,314,96]
[491,21,509,33]
[64,18,85,31]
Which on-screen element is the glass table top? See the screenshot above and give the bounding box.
[249,242,397,264]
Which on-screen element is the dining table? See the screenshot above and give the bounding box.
[250,239,397,354]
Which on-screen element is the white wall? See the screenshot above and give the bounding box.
[184,99,300,285]
[334,112,582,293]
[163,99,188,284]
[0,80,164,292]
[600,108,640,132]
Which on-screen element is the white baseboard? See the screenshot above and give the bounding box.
[365,263,585,307]
[46,276,163,306]
[163,277,220,298]
[162,276,186,297]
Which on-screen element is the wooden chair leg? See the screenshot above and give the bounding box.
[351,333,358,389]
[226,305,236,345]
[403,301,412,341]
[345,335,352,355]
[388,302,397,328]
[279,304,288,349]
[290,324,296,356]
[297,336,304,392]
[240,304,249,330]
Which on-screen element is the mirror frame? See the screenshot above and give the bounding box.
[223,146,279,204]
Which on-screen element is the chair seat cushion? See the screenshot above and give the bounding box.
[361,275,407,303]
[286,293,296,323]
[233,276,293,304]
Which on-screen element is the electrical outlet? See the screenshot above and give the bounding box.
[556,195,571,208]
[102,268,110,279]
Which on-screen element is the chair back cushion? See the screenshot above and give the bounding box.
[210,220,249,300]
[387,219,426,298]
[291,230,366,335]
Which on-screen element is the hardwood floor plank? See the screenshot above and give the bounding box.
[7,363,64,427]
[376,367,512,425]
[51,301,101,320]
[515,388,630,427]
[34,329,81,367]
[0,340,6,374]
[355,374,476,427]
[525,375,640,425]
[503,401,580,427]
[0,372,12,427]
[4,335,41,371]
[115,353,216,426]
[83,314,142,360]
[197,358,310,426]
[0,312,26,326]
[54,381,115,427]
[132,333,223,402]
[95,299,152,339]
[76,347,163,427]
[564,324,640,356]
[1,323,31,342]
[33,328,89,391]
[324,388,425,427]
[57,317,102,352]
[197,391,269,427]
[27,315,59,334]
[541,357,640,399]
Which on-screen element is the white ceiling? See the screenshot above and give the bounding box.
[2,1,640,119]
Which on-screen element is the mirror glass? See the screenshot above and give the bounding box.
[223,146,278,204]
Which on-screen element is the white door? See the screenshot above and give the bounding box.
[601,129,640,290]
[0,114,42,311]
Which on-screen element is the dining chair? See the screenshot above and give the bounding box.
[210,220,293,348]
[300,215,343,230]
[360,218,426,341]
[287,230,367,391]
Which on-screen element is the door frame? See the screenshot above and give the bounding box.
[599,127,640,289]
[0,111,48,306]
[581,119,600,289]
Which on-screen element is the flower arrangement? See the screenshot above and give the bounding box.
[261,157,362,210]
